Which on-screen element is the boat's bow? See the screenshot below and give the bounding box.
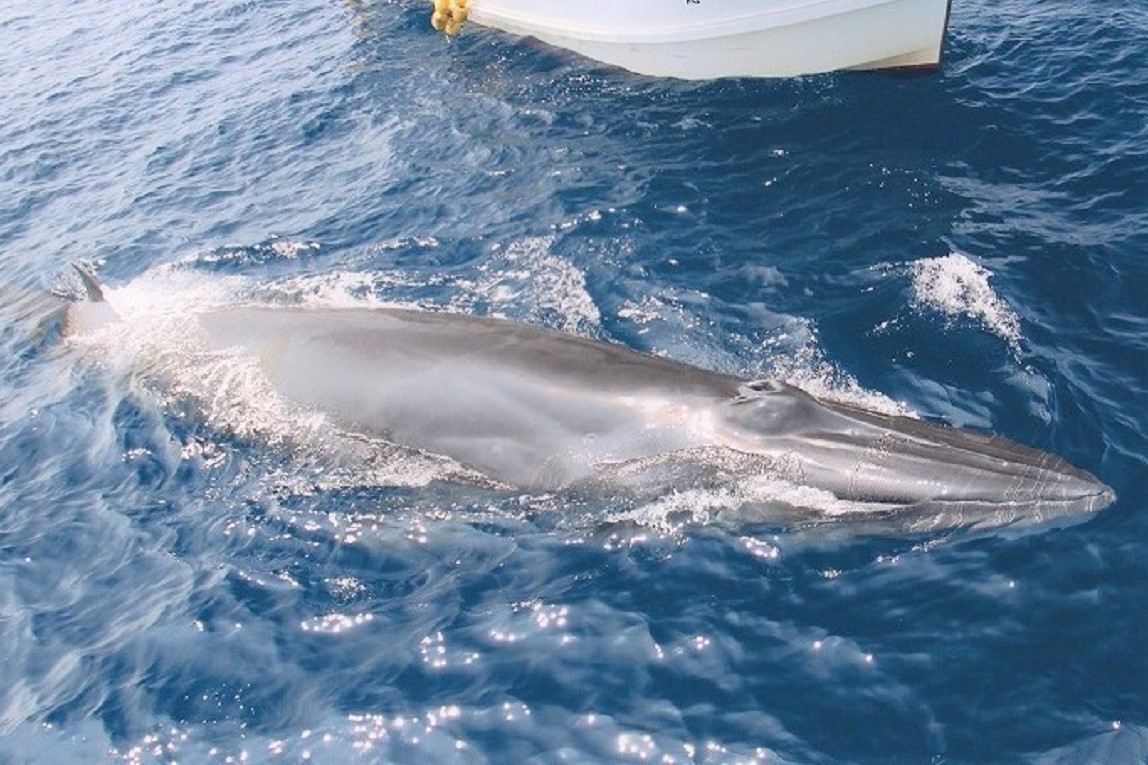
[461,0,954,78]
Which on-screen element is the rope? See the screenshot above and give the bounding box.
[431,0,469,37]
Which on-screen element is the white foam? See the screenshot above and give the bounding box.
[909,252,1022,350]
[247,236,603,338]
[758,317,913,417]
[610,474,889,537]
[464,236,602,335]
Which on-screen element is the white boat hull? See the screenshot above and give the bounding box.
[467,0,954,79]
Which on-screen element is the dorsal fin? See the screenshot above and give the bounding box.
[71,262,105,302]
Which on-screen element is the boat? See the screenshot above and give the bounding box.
[435,0,954,79]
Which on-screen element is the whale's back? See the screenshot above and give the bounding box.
[200,306,741,487]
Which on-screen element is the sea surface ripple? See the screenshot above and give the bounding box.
[1,0,1146,762]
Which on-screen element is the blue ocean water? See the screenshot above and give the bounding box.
[1,0,1146,761]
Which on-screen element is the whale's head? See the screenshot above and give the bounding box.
[715,381,1114,524]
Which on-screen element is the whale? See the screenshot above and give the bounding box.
[64,265,1115,528]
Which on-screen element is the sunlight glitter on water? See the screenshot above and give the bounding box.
[1,0,1143,759]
